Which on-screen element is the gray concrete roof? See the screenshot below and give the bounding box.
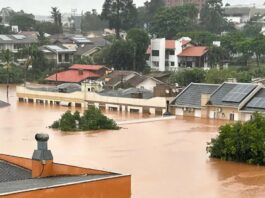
[100,88,153,99]
[0,160,120,195]
[0,174,118,195]
[208,83,257,107]
[0,34,37,44]
[0,161,31,183]
[171,83,219,108]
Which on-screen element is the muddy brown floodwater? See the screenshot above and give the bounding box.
[1,85,265,198]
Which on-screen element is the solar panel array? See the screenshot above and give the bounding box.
[0,35,12,41]
[222,84,256,103]
[246,97,265,109]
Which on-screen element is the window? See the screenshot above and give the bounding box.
[152,50,159,56]
[152,61,159,67]
[169,50,175,55]
[171,62,175,66]
[65,54,69,62]
[58,54,62,62]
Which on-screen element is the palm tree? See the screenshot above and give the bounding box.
[1,49,13,101]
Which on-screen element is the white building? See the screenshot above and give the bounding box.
[146,37,209,72]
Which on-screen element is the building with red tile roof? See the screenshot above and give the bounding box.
[178,46,208,57]
[146,37,208,71]
[46,64,110,84]
[46,70,100,83]
[178,46,208,68]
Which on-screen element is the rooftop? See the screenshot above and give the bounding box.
[70,64,106,71]
[126,75,163,87]
[208,83,257,107]
[46,70,99,83]
[0,173,118,195]
[0,34,37,44]
[0,160,31,183]
[171,83,219,108]
[178,46,208,57]
[242,88,265,112]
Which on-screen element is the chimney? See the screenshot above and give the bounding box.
[32,133,54,178]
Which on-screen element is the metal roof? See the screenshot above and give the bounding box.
[0,34,37,44]
[0,161,31,183]
[171,83,219,108]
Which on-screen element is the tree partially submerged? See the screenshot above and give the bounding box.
[207,113,265,165]
[50,106,120,132]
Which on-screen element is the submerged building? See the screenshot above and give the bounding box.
[0,133,131,197]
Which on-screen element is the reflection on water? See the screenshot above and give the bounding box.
[1,85,265,198]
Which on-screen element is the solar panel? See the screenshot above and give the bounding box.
[247,97,265,109]
[0,35,12,41]
[222,84,256,103]
[12,35,26,40]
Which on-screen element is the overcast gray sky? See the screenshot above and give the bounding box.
[0,0,264,15]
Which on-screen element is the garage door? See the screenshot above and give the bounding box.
[195,110,201,118]
[176,108,184,116]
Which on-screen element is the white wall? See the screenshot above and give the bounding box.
[136,78,158,92]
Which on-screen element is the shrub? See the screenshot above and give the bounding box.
[50,107,119,132]
[207,113,265,165]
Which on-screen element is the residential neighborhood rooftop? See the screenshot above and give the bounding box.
[46,70,99,83]
[0,34,37,44]
[70,64,106,71]
[171,83,219,108]
[208,83,258,107]
[178,46,208,57]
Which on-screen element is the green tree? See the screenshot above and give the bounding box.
[50,107,119,131]
[101,0,138,39]
[205,68,236,84]
[81,10,108,32]
[9,14,36,31]
[200,0,230,33]
[35,21,62,35]
[50,7,63,33]
[1,49,13,100]
[207,46,229,68]
[176,31,218,45]
[250,34,265,67]
[169,68,206,86]
[207,113,265,165]
[150,5,198,38]
[142,0,164,30]
[127,28,150,71]
[59,111,77,131]
[104,40,134,70]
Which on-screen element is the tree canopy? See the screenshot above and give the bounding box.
[150,5,198,38]
[207,113,265,165]
[50,107,119,131]
[101,0,138,38]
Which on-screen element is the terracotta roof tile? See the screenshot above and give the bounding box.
[70,64,105,71]
[178,46,208,57]
[46,70,99,83]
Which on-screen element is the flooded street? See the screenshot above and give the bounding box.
[1,85,265,198]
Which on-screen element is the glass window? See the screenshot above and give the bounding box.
[152,50,159,56]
